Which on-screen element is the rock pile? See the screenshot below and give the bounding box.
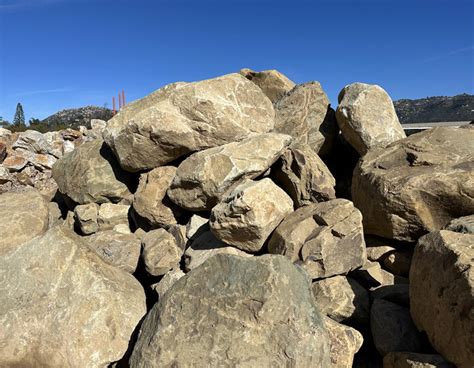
[0,69,472,367]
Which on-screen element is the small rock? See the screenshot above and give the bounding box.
[325,317,364,368]
[74,203,99,235]
[141,229,184,276]
[98,203,130,231]
[151,268,186,300]
[185,214,209,240]
[351,261,407,290]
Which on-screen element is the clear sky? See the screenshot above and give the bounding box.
[0,0,473,122]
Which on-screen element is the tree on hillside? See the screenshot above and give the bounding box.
[12,103,26,127]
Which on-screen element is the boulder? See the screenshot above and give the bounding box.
[371,299,424,356]
[383,352,454,368]
[239,68,295,103]
[410,230,474,367]
[2,152,27,171]
[336,83,406,156]
[0,189,49,255]
[352,127,474,241]
[444,214,474,234]
[168,133,292,211]
[312,276,370,325]
[141,229,184,276]
[271,143,336,207]
[74,203,99,235]
[325,317,364,368]
[210,178,293,252]
[186,213,209,240]
[104,73,275,171]
[133,166,182,227]
[12,129,52,154]
[350,261,407,290]
[87,230,141,273]
[184,229,252,271]
[129,254,330,367]
[274,81,339,154]
[151,268,185,300]
[52,139,133,205]
[268,199,366,279]
[0,226,146,367]
[98,203,130,231]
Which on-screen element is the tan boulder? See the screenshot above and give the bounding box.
[104,73,275,171]
[141,229,184,276]
[325,317,363,368]
[129,254,330,367]
[210,178,294,252]
[74,203,99,235]
[133,166,182,227]
[52,139,133,204]
[410,230,474,367]
[0,189,49,255]
[168,133,292,211]
[239,68,295,103]
[151,268,185,300]
[352,127,474,241]
[97,203,130,231]
[336,83,406,155]
[274,81,339,154]
[0,226,146,367]
[271,143,336,207]
[268,199,366,279]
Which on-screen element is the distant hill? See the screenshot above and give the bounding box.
[394,93,474,124]
[41,106,114,130]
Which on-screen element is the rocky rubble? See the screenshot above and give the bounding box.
[0,69,472,367]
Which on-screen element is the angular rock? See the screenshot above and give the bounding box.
[239,68,295,103]
[0,226,146,367]
[336,83,406,156]
[98,203,130,231]
[0,164,10,183]
[141,229,184,276]
[325,317,364,368]
[186,213,209,240]
[12,129,52,154]
[352,127,474,241]
[151,268,185,300]
[312,276,370,325]
[90,118,107,131]
[371,299,424,356]
[52,139,133,204]
[74,203,99,235]
[210,178,293,252]
[383,352,454,368]
[133,166,182,227]
[444,214,474,234]
[129,254,330,367]
[350,261,407,290]
[2,152,27,171]
[86,230,141,273]
[269,199,366,279]
[0,189,49,255]
[104,73,275,171]
[184,229,252,271]
[366,245,397,262]
[274,81,339,154]
[43,131,66,158]
[272,143,336,207]
[168,133,292,211]
[410,230,474,367]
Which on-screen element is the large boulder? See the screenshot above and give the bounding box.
[168,133,292,211]
[133,166,183,227]
[352,127,474,241]
[104,73,275,171]
[0,189,49,255]
[0,226,146,367]
[410,230,474,367]
[274,81,339,154]
[239,68,295,103]
[268,199,366,279]
[52,139,133,204]
[129,254,330,367]
[210,178,294,252]
[336,83,406,155]
[271,143,336,207]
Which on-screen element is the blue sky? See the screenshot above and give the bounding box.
[0,0,473,122]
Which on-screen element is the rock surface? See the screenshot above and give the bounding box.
[0,189,49,255]
[445,214,474,234]
[168,133,292,211]
[325,317,364,368]
[239,68,295,103]
[336,83,406,155]
[97,203,130,231]
[410,230,474,367]
[352,127,474,241]
[268,199,366,279]
[74,203,99,235]
[53,139,133,204]
[129,254,330,367]
[104,73,275,171]
[0,226,146,367]
[210,178,294,252]
[133,166,182,227]
[141,229,184,276]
